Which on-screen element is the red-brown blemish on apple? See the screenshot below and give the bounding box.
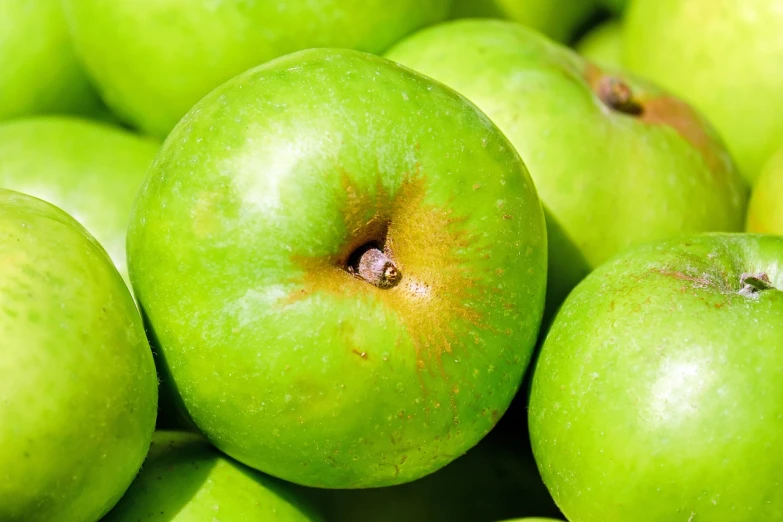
[352,349,368,360]
[654,268,712,287]
[639,95,727,173]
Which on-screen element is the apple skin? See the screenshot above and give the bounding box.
[62,0,450,138]
[304,430,562,522]
[449,0,596,42]
[127,48,547,488]
[386,20,748,314]
[528,233,783,521]
[746,146,783,235]
[0,117,159,285]
[0,190,157,521]
[575,19,622,69]
[103,431,323,521]
[599,0,627,13]
[624,0,783,182]
[0,0,103,121]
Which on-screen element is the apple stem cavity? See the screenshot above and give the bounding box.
[350,247,402,289]
[597,76,644,116]
[739,272,776,297]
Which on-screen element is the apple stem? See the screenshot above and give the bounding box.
[597,77,643,116]
[739,272,776,297]
[352,248,402,289]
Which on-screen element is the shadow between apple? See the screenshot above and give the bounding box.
[491,207,590,444]
[139,305,198,432]
[541,205,592,326]
[102,433,217,521]
[300,426,563,522]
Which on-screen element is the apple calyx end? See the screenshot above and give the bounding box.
[597,77,644,116]
[739,272,776,297]
[349,246,402,289]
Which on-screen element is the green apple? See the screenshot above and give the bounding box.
[0,117,159,285]
[103,431,323,521]
[529,233,783,521]
[575,19,622,69]
[62,0,450,138]
[0,0,103,121]
[747,146,783,234]
[599,0,628,13]
[128,48,547,488]
[450,0,596,42]
[386,20,748,314]
[305,430,562,521]
[0,190,157,521]
[624,0,783,182]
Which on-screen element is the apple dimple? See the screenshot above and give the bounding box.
[584,63,729,174]
[595,76,643,116]
[739,272,776,297]
[285,170,514,396]
[351,247,402,289]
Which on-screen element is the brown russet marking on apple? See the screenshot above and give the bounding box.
[638,95,727,173]
[653,269,713,288]
[284,170,516,424]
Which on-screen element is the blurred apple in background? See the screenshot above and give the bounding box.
[0,0,104,122]
[599,0,628,14]
[0,117,159,285]
[0,190,157,522]
[62,0,451,138]
[387,20,748,314]
[746,145,783,235]
[450,0,596,42]
[529,233,783,521]
[127,48,547,489]
[624,0,783,183]
[103,431,323,522]
[575,19,622,69]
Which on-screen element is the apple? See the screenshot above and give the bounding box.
[385,19,748,314]
[449,0,596,42]
[304,430,562,521]
[623,0,783,182]
[746,145,783,235]
[62,0,450,138]
[599,0,628,14]
[575,19,622,69]
[0,190,157,521]
[102,431,323,521]
[528,233,783,521]
[0,0,105,121]
[127,48,548,488]
[0,116,159,285]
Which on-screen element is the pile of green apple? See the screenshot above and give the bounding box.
[2,1,783,521]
